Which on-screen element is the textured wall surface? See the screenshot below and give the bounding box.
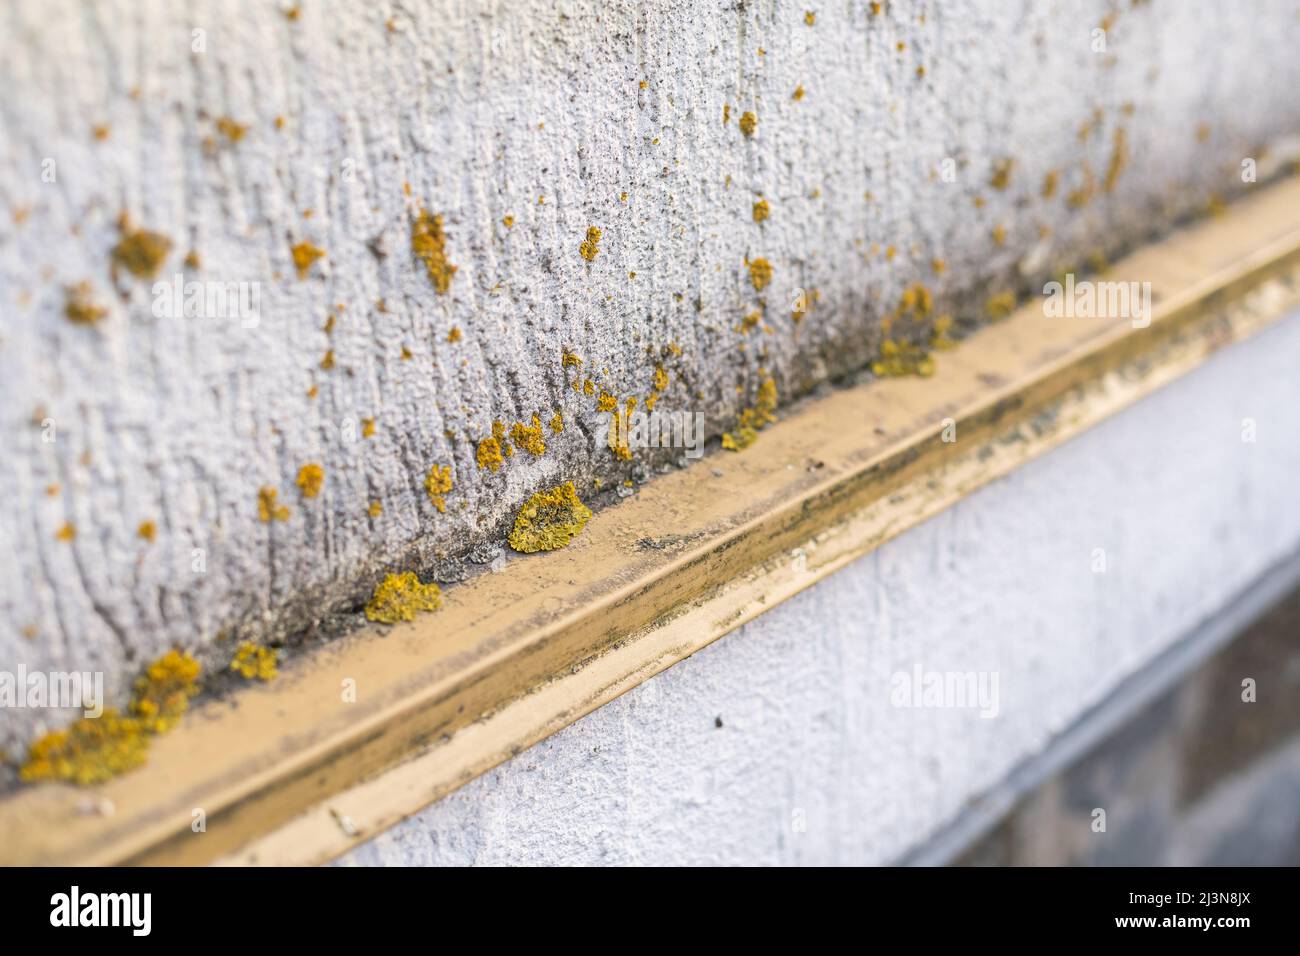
[3,0,1300,750]
[338,312,1300,866]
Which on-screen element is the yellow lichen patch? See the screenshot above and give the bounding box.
[1103,127,1128,193]
[723,103,731,125]
[596,391,619,412]
[56,522,76,541]
[20,710,149,786]
[92,123,110,141]
[364,572,443,624]
[507,482,593,553]
[1042,169,1059,199]
[583,379,596,396]
[549,412,564,433]
[183,250,201,269]
[872,338,935,378]
[739,111,758,137]
[112,221,172,280]
[741,310,761,334]
[476,435,504,472]
[503,215,515,228]
[368,500,383,518]
[752,198,770,222]
[930,315,958,350]
[792,85,806,101]
[425,464,453,513]
[64,281,107,325]
[986,290,1017,321]
[991,224,1007,246]
[132,650,201,732]
[295,463,324,499]
[989,158,1014,191]
[579,226,602,261]
[448,326,462,343]
[362,417,376,438]
[258,486,290,522]
[230,642,278,682]
[137,520,157,542]
[411,209,457,293]
[291,241,325,279]
[511,416,547,456]
[216,117,248,142]
[320,349,335,370]
[747,257,773,291]
[653,365,669,392]
[723,376,779,451]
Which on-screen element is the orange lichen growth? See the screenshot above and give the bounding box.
[579,226,602,261]
[56,523,76,541]
[1103,127,1128,193]
[477,433,504,472]
[368,500,383,518]
[137,520,157,542]
[930,315,958,350]
[986,290,1017,320]
[291,241,325,279]
[425,464,453,513]
[989,158,1014,191]
[112,220,172,280]
[20,710,149,785]
[295,463,324,499]
[132,650,202,732]
[183,250,202,269]
[411,209,457,293]
[21,650,202,785]
[230,642,278,681]
[1042,170,1059,199]
[583,379,596,396]
[64,282,107,325]
[792,85,806,101]
[511,416,547,456]
[364,572,443,624]
[503,215,515,228]
[723,376,779,450]
[216,117,248,142]
[653,365,669,392]
[448,326,462,343]
[92,123,110,141]
[872,338,935,378]
[362,417,376,438]
[752,198,770,222]
[596,391,619,412]
[320,349,336,370]
[747,257,773,291]
[550,412,564,433]
[562,350,583,369]
[739,111,758,137]
[507,482,593,553]
[258,487,290,522]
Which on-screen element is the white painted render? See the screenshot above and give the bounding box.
[3,0,1300,756]
[339,311,1300,866]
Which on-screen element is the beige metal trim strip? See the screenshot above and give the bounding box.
[4,176,1300,867]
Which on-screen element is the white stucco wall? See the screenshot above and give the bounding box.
[5,0,1300,754]
[338,310,1300,866]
